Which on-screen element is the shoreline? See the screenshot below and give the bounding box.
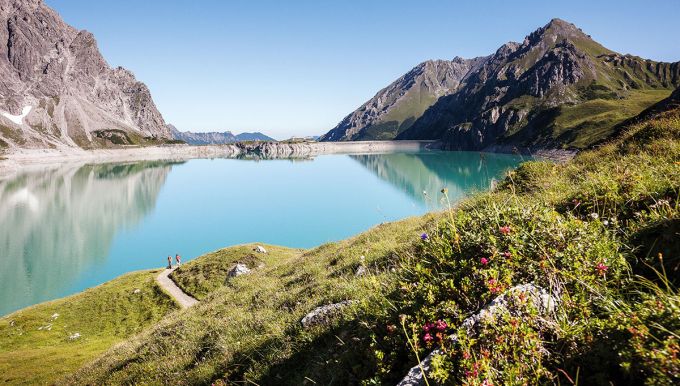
[0,140,437,177]
[0,140,576,178]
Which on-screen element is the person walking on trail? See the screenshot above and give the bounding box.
[175,254,182,266]
[167,255,172,269]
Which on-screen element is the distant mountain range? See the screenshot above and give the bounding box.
[322,18,680,151]
[167,124,275,145]
[0,0,171,150]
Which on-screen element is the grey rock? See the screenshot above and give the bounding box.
[227,263,251,278]
[254,245,267,254]
[355,265,368,277]
[397,284,559,386]
[68,332,81,340]
[0,0,171,150]
[300,301,353,329]
[320,57,487,141]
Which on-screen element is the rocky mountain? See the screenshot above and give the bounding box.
[324,19,680,151]
[167,124,275,145]
[0,0,171,151]
[320,57,487,141]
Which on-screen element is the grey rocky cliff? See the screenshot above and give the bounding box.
[320,57,487,141]
[0,0,171,150]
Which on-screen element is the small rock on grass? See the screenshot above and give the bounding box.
[300,301,354,328]
[254,245,267,254]
[228,263,251,278]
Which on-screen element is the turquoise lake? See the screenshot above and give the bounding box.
[0,151,527,315]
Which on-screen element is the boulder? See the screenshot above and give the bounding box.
[397,284,559,386]
[300,301,354,329]
[227,263,251,278]
[254,245,267,254]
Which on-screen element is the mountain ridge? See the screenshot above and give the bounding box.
[167,124,275,145]
[323,18,680,151]
[0,0,171,151]
[320,56,487,141]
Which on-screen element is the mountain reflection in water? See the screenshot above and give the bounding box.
[0,161,177,315]
[0,152,525,316]
[350,151,524,205]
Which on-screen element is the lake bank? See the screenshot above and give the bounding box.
[0,140,439,178]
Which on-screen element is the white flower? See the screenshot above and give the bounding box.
[590,213,599,220]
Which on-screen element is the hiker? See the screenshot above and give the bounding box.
[175,254,181,266]
[167,255,172,269]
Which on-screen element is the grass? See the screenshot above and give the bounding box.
[502,89,672,149]
[0,269,178,385]
[170,244,304,300]
[352,81,440,141]
[65,216,435,385]
[5,92,680,384]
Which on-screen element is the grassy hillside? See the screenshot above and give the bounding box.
[2,89,678,384]
[67,219,434,385]
[0,270,178,385]
[57,92,680,385]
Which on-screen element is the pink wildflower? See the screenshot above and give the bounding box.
[435,319,447,332]
[487,278,501,294]
[596,262,608,275]
[499,225,512,235]
[502,251,512,258]
[423,333,434,344]
[480,257,489,265]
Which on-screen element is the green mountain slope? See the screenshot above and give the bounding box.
[398,19,679,150]
[322,18,679,151]
[320,58,486,141]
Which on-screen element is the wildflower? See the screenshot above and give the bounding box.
[603,219,609,226]
[502,251,512,258]
[596,262,608,275]
[435,319,447,332]
[480,257,489,266]
[423,333,434,344]
[487,278,501,294]
[590,212,599,220]
[420,233,429,241]
[499,225,511,235]
[422,322,435,333]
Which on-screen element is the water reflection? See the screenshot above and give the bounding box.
[0,152,525,316]
[350,152,523,204]
[0,161,177,315]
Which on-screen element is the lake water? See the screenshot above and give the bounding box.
[0,151,526,315]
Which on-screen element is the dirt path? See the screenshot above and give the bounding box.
[156,268,198,309]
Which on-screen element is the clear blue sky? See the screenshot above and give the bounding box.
[46,0,680,139]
